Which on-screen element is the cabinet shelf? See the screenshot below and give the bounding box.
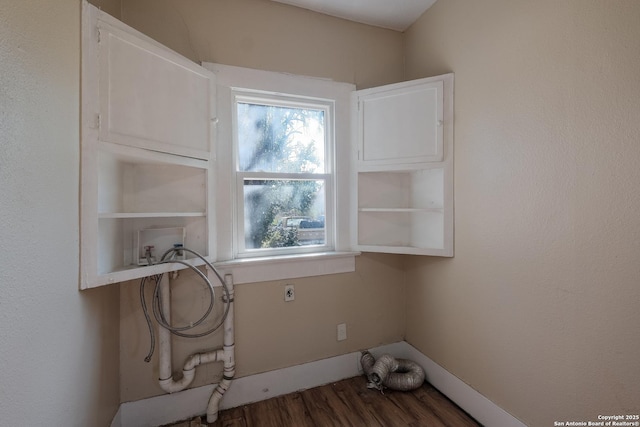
[99,212,206,219]
[357,209,444,252]
[355,244,444,256]
[358,207,443,213]
[92,257,208,287]
[98,141,209,169]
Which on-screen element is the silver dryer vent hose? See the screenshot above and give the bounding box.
[360,351,425,392]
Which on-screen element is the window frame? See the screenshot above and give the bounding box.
[205,63,357,282]
[232,89,336,257]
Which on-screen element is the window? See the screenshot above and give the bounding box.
[233,94,334,257]
[207,63,356,281]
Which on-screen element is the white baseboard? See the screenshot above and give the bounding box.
[110,406,122,427]
[399,343,527,427]
[115,343,399,427]
[114,341,525,427]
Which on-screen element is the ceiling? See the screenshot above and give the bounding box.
[269,0,438,32]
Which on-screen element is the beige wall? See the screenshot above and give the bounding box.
[0,0,120,425]
[96,0,640,420]
[117,0,406,402]
[88,0,122,19]
[404,1,640,425]
[121,0,404,89]
[120,254,405,402]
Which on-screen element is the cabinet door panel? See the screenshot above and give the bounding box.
[358,79,443,165]
[90,10,214,159]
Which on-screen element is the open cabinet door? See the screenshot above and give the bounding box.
[83,1,215,160]
[352,74,454,257]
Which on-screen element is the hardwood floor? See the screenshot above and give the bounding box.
[166,376,481,427]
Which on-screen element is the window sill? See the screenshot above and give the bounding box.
[214,251,360,284]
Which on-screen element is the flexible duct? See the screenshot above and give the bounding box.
[360,351,425,392]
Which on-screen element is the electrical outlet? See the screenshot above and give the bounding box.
[284,284,295,302]
[337,323,347,341]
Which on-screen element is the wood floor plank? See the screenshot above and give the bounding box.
[186,376,481,427]
[413,385,480,427]
[215,405,245,426]
[300,384,356,426]
[322,380,378,427]
[349,383,421,426]
[241,396,286,427]
[385,386,449,427]
[330,377,385,426]
[276,393,316,427]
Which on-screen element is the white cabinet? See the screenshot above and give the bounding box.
[352,74,454,256]
[80,2,216,289]
[79,1,453,289]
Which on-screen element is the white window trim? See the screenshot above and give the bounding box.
[204,63,358,282]
[213,251,357,285]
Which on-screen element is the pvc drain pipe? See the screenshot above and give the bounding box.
[206,274,235,423]
[156,272,235,423]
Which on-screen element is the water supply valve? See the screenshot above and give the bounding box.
[144,245,156,265]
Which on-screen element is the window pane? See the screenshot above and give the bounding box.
[243,179,326,249]
[237,103,325,173]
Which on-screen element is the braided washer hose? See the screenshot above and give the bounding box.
[360,351,425,392]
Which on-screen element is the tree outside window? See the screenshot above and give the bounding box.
[236,101,328,250]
